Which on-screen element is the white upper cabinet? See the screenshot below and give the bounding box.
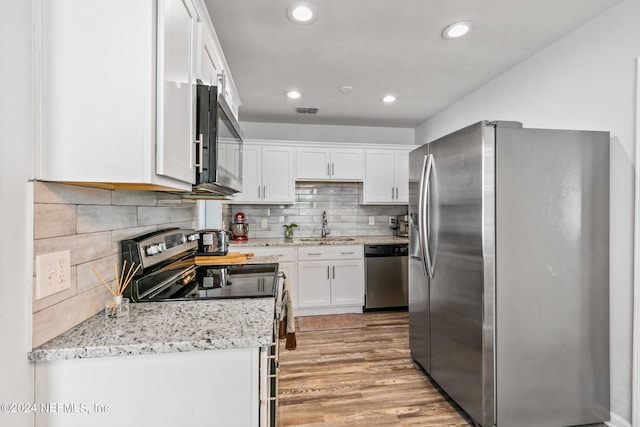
[361,148,411,204]
[36,0,239,191]
[198,23,223,87]
[231,143,296,204]
[196,3,241,121]
[297,147,363,181]
[156,0,198,184]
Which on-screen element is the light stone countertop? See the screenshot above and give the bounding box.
[230,235,409,248]
[28,298,275,363]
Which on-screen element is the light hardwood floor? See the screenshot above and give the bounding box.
[277,311,473,427]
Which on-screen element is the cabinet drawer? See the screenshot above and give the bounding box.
[235,246,296,262]
[298,245,362,261]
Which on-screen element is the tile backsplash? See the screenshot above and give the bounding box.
[32,182,196,347]
[229,182,407,239]
[32,181,404,346]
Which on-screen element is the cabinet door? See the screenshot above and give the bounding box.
[262,146,295,203]
[395,151,409,203]
[331,261,364,306]
[297,262,331,308]
[331,148,363,180]
[157,0,197,184]
[233,144,261,202]
[297,148,331,180]
[199,28,222,86]
[363,150,396,203]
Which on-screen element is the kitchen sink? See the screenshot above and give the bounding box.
[299,237,355,242]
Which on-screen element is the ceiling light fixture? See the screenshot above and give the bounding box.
[286,2,318,24]
[382,95,397,103]
[339,86,354,94]
[442,21,473,39]
[286,90,302,99]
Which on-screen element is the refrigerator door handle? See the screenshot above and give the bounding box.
[417,155,428,275]
[419,154,435,278]
[424,154,438,279]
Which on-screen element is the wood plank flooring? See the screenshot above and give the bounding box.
[277,311,473,427]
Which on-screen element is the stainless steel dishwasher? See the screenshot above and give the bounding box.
[364,243,408,310]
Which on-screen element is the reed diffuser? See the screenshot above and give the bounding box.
[93,261,140,318]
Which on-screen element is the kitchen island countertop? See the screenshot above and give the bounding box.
[28,298,275,363]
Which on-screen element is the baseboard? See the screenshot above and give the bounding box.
[606,411,632,427]
[294,306,363,316]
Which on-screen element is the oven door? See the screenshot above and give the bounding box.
[194,84,243,195]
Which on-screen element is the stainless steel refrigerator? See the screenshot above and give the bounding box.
[408,121,610,427]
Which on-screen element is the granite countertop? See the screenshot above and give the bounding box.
[230,235,409,247]
[29,298,275,363]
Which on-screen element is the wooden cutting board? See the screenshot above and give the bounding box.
[195,252,254,265]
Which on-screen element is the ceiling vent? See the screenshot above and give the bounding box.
[295,106,319,114]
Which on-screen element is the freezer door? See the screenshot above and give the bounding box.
[428,122,495,427]
[408,144,430,372]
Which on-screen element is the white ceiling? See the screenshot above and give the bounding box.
[204,0,620,128]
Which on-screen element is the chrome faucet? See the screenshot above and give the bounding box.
[321,211,331,237]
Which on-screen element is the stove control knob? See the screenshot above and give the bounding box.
[181,235,188,244]
[145,245,159,256]
[188,233,199,242]
[157,243,167,252]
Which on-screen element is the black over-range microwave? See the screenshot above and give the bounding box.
[194,84,243,195]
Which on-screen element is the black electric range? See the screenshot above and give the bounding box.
[120,228,279,302]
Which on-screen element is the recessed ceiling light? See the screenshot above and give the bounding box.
[339,86,354,94]
[286,90,302,99]
[286,2,318,24]
[382,95,397,103]
[442,21,473,39]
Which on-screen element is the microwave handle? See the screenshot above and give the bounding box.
[194,134,204,173]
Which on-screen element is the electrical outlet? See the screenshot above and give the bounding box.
[368,216,375,225]
[261,219,268,228]
[389,216,396,226]
[35,250,71,300]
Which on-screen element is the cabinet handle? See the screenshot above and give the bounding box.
[263,185,266,199]
[340,252,354,255]
[391,187,395,199]
[395,186,399,199]
[218,70,226,97]
[327,163,330,177]
[308,252,322,256]
[332,163,335,176]
[257,185,261,198]
[333,266,335,279]
[327,266,330,279]
[194,134,204,173]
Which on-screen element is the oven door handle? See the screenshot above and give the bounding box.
[138,265,197,300]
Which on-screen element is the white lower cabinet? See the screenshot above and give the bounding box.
[297,245,364,315]
[233,244,365,315]
[34,348,261,427]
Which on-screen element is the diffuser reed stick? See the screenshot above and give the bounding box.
[93,262,140,297]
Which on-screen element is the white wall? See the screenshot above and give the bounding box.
[241,121,415,145]
[415,0,639,424]
[0,1,35,426]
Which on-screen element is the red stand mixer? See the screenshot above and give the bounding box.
[231,212,249,241]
